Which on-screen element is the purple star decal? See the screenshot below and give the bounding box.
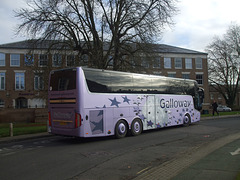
[133,106,141,112]
[109,97,121,107]
[139,114,145,121]
[147,120,153,127]
[122,96,131,104]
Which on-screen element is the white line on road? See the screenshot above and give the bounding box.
[230,148,240,156]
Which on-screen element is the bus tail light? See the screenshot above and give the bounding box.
[48,112,52,126]
[75,113,81,128]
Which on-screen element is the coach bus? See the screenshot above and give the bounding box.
[48,67,204,138]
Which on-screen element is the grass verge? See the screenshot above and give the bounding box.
[201,111,240,118]
[0,123,47,138]
[236,172,240,180]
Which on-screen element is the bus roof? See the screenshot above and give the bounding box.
[81,66,197,84]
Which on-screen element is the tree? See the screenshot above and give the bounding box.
[15,0,177,70]
[206,24,240,108]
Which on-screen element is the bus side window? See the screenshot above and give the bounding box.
[85,71,111,93]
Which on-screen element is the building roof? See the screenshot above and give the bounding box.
[0,40,207,55]
[152,44,207,55]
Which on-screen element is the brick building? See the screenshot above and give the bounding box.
[0,40,210,113]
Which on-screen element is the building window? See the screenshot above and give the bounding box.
[210,94,214,100]
[185,58,192,69]
[15,97,28,109]
[175,57,182,69]
[66,55,75,67]
[164,57,171,69]
[196,57,202,69]
[52,54,62,67]
[11,54,20,67]
[81,54,89,65]
[0,72,5,90]
[196,74,203,85]
[107,55,113,66]
[15,72,25,90]
[141,59,149,68]
[39,54,48,67]
[0,53,5,66]
[168,72,176,78]
[153,57,161,68]
[218,94,222,100]
[25,54,34,66]
[130,59,136,68]
[182,73,190,79]
[34,75,44,90]
[0,99,4,108]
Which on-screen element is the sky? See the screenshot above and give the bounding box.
[1,0,240,52]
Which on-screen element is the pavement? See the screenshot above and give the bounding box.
[0,114,240,180]
[0,132,51,144]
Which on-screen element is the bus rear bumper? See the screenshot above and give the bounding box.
[50,127,80,137]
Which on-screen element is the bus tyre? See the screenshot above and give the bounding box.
[183,114,191,127]
[115,120,128,138]
[131,119,142,136]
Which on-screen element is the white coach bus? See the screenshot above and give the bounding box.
[48,67,204,138]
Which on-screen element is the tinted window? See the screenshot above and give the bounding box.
[84,70,112,93]
[50,69,76,91]
[132,74,151,92]
[110,72,133,92]
[83,68,197,96]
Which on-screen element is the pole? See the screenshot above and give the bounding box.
[9,123,13,137]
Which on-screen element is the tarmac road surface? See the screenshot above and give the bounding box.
[0,116,240,180]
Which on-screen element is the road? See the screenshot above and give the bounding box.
[0,117,240,180]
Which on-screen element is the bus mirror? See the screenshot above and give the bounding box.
[198,88,204,99]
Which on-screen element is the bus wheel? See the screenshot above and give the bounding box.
[115,120,128,138]
[131,119,142,136]
[183,114,191,127]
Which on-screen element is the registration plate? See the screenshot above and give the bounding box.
[60,122,67,125]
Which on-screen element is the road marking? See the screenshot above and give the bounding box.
[230,148,240,156]
[137,166,152,175]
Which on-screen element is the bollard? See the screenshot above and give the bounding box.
[9,123,13,137]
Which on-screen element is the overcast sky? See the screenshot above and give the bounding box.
[1,0,240,52]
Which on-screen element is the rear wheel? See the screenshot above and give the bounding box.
[115,120,128,138]
[131,119,142,136]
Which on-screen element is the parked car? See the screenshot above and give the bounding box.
[217,105,232,112]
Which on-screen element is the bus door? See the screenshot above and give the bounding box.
[145,95,156,130]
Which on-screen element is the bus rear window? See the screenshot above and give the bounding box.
[50,69,76,91]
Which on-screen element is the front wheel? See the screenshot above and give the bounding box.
[115,120,128,138]
[131,119,143,136]
[183,114,191,127]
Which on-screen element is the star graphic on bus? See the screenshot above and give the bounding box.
[109,97,121,107]
[97,110,103,116]
[139,114,145,121]
[133,106,141,113]
[91,119,103,132]
[122,96,131,104]
[147,120,153,127]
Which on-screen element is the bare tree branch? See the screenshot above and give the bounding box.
[206,24,240,107]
